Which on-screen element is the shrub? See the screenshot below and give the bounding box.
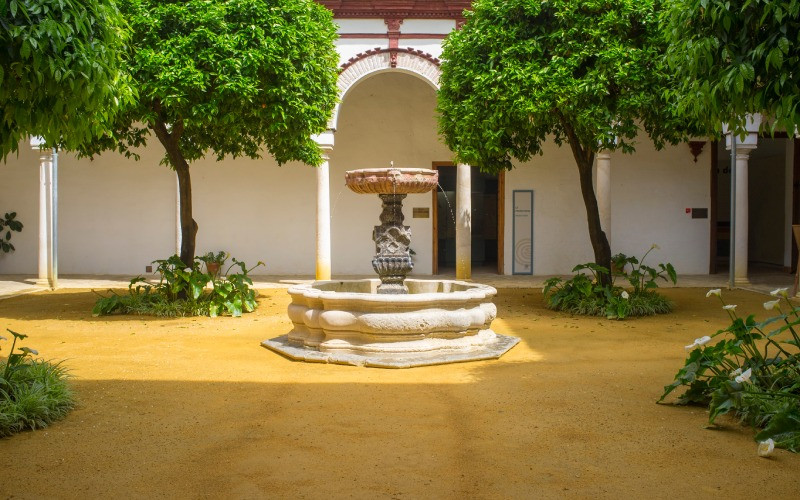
[543,245,676,319]
[93,254,264,317]
[0,329,74,438]
[660,288,800,454]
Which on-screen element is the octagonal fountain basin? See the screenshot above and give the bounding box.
[262,279,520,368]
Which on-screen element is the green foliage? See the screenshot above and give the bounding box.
[438,0,687,172]
[660,289,800,452]
[662,0,800,136]
[0,211,23,253]
[81,0,339,168]
[93,254,264,318]
[543,247,676,319]
[0,0,131,159]
[0,329,74,438]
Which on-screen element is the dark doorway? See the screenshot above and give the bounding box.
[432,164,501,274]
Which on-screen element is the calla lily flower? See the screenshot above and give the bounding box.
[723,304,737,311]
[735,368,752,383]
[19,346,38,355]
[706,289,721,298]
[763,300,780,311]
[770,288,788,297]
[758,439,775,457]
[621,291,629,300]
[685,336,712,351]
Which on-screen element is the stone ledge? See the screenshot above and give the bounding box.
[262,334,520,369]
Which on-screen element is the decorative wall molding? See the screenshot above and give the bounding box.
[340,47,440,72]
[318,0,470,20]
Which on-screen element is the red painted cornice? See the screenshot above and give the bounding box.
[317,0,471,19]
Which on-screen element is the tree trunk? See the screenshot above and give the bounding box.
[151,117,198,268]
[174,162,198,267]
[560,117,612,287]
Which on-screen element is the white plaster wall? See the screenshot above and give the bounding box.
[191,157,316,276]
[400,19,455,34]
[399,40,444,59]
[335,19,387,33]
[0,147,41,273]
[330,71,450,275]
[503,139,710,275]
[336,39,388,66]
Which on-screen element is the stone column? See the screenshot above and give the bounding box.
[733,145,756,285]
[31,137,54,288]
[313,130,334,280]
[724,114,760,287]
[456,162,471,280]
[595,151,612,241]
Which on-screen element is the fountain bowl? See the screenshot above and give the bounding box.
[262,279,520,368]
[345,168,438,195]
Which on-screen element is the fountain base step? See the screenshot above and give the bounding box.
[261,333,520,369]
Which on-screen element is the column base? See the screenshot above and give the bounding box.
[33,278,51,288]
[734,277,750,287]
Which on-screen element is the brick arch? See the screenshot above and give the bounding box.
[329,48,442,130]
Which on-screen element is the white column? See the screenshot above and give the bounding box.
[733,145,755,285]
[50,149,58,288]
[456,162,471,280]
[312,130,334,280]
[595,151,612,242]
[31,137,53,287]
[724,114,760,287]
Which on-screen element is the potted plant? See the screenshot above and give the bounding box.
[199,251,227,278]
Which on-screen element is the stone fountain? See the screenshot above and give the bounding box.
[262,167,519,368]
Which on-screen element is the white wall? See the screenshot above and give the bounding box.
[503,139,711,275]
[0,146,41,273]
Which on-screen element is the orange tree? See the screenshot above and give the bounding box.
[437,0,689,285]
[81,0,339,266]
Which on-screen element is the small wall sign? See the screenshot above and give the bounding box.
[412,207,430,218]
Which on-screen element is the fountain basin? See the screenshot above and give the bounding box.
[262,279,519,368]
[345,168,438,194]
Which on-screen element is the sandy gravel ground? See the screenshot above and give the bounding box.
[0,287,798,499]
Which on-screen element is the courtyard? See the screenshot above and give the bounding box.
[0,281,798,498]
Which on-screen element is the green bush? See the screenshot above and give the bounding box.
[660,288,800,454]
[543,246,676,319]
[0,329,74,438]
[93,254,264,317]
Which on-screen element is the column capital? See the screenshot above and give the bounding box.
[312,129,335,153]
[596,151,612,161]
[29,136,46,149]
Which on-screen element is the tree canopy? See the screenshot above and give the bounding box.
[0,0,130,160]
[438,0,686,282]
[662,0,800,136]
[83,0,340,265]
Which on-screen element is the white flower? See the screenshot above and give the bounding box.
[651,243,661,250]
[723,304,737,311]
[621,291,629,300]
[730,368,742,378]
[735,367,752,383]
[0,335,6,341]
[758,439,775,457]
[706,289,722,298]
[19,347,38,355]
[685,335,712,351]
[770,287,788,297]
[763,300,780,311]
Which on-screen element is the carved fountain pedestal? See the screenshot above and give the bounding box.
[262,167,519,368]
